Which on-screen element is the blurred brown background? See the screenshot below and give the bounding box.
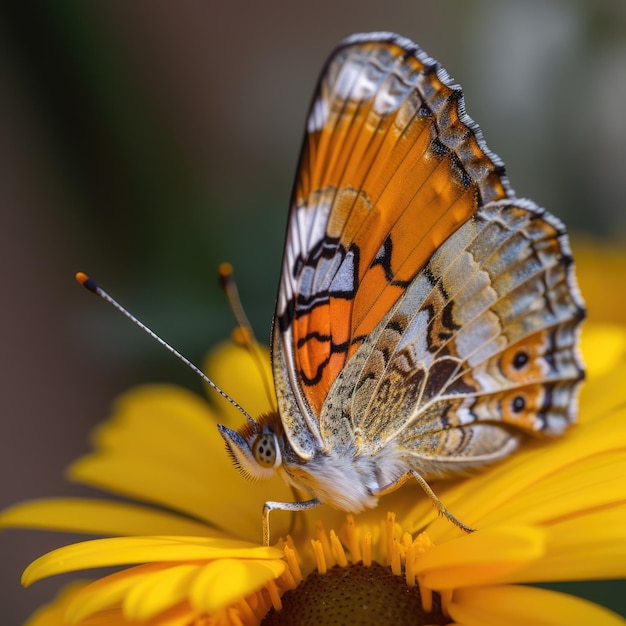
[1,2,625,623]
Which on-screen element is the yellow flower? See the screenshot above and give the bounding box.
[2,324,626,625]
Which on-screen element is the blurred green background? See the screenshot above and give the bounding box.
[1,1,624,623]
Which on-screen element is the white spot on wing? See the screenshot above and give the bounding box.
[277,195,334,316]
[307,96,329,132]
[330,250,356,293]
[334,59,379,101]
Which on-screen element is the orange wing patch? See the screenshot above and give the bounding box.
[276,37,511,416]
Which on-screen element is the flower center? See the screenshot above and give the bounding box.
[262,561,451,625]
[261,514,452,626]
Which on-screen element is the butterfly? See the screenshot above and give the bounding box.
[217,32,586,544]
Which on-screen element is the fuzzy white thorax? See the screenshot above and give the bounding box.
[277,435,409,512]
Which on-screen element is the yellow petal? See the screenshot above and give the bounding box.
[68,385,292,541]
[414,526,545,589]
[190,558,285,612]
[0,498,217,537]
[22,535,282,586]
[28,582,136,626]
[122,563,199,621]
[65,566,152,623]
[138,604,197,626]
[476,451,626,530]
[64,563,197,623]
[65,557,286,622]
[70,571,200,626]
[449,584,626,626]
[506,505,626,583]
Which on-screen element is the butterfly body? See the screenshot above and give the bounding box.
[218,32,585,541]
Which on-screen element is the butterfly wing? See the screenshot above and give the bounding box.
[323,197,585,480]
[272,33,585,467]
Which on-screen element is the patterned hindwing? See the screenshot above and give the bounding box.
[273,33,512,455]
[320,198,585,479]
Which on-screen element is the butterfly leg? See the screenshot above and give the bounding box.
[410,471,474,534]
[263,498,320,545]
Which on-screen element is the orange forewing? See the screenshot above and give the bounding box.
[288,40,508,416]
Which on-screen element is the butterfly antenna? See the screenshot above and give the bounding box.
[218,263,276,410]
[75,272,256,426]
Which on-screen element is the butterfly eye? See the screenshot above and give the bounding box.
[512,350,529,370]
[253,431,279,468]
